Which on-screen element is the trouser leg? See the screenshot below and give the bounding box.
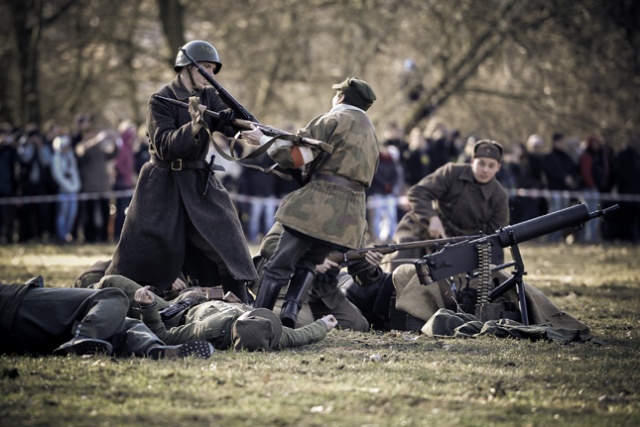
[109,318,165,357]
[254,229,332,311]
[8,287,129,354]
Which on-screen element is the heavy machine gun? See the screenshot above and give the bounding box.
[414,203,619,325]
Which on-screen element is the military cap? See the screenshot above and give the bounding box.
[332,77,377,111]
[231,308,283,351]
[473,140,503,162]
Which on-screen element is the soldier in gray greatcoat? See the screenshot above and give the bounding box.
[240,77,379,328]
[105,40,257,302]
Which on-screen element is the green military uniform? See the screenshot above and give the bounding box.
[92,274,328,350]
[389,162,509,270]
[137,299,328,350]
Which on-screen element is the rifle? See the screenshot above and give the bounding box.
[414,203,619,325]
[326,235,481,265]
[180,47,258,123]
[153,95,333,155]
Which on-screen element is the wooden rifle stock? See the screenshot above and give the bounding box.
[327,235,480,264]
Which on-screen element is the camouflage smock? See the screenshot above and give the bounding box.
[270,104,379,249]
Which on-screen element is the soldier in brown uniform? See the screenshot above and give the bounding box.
[388,140,509,271]
[240,77,379,327]
[106,40,257,302]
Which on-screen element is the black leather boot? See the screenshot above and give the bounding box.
[280,268,315,328]
[253,276,284,310]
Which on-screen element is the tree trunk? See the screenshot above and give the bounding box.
[10,0,43,126]
[157,0,186,67]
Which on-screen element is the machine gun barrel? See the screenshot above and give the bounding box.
[495,203,618,247]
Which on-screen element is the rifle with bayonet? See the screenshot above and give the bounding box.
[326,235,482,265]
[174,48,331,184]
[153,95,333,155]
[413,203,619,325]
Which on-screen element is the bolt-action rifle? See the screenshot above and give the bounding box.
[173,48,333,184]
[153,95,333,155]
[326,235,482,265]
[180,47,258,123]
[413,203,619,325]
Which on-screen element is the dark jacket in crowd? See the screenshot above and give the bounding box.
[544,147,578,191]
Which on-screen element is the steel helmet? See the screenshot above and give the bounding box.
[174,40,222,74]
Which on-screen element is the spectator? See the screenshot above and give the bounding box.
[42,121,64,238]
[50,135,81,244]
[381,122,409,159]
[75,130,118,243]
[403,127,430,187]
[543,132,579,243]
[0,124,18,244]
[237,148,277,244]
[70,114,95,150]
[510,134,547,224]
[16,125,50,242]
[599,130,620,241]
[579,133,614,242]
[366,144,400,243]
[133,127,150,176]
[113,121,137,241]
[457,134,478,164]
[613,134,640,243]
[424,122,457,175]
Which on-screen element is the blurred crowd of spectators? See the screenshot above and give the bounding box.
[1,117,639,246]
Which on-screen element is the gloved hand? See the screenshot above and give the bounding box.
[218,108,236,125]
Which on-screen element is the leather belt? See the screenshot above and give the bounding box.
[311,173,364,192]
[150,157,224,172]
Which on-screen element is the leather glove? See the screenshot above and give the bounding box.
[218,108,236,125]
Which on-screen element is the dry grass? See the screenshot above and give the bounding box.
[1,242,639,426]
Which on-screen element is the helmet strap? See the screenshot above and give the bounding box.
[186,66,200,95]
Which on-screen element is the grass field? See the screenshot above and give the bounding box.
[1,242,639,427]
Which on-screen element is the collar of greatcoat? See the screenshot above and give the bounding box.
[169,75,200,101]
[459,165,499,201]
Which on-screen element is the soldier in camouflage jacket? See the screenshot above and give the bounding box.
[241,77,379,328]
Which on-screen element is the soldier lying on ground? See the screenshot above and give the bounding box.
[88,274,337,351]
[0,276,213,359]
[133,284,338,351]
